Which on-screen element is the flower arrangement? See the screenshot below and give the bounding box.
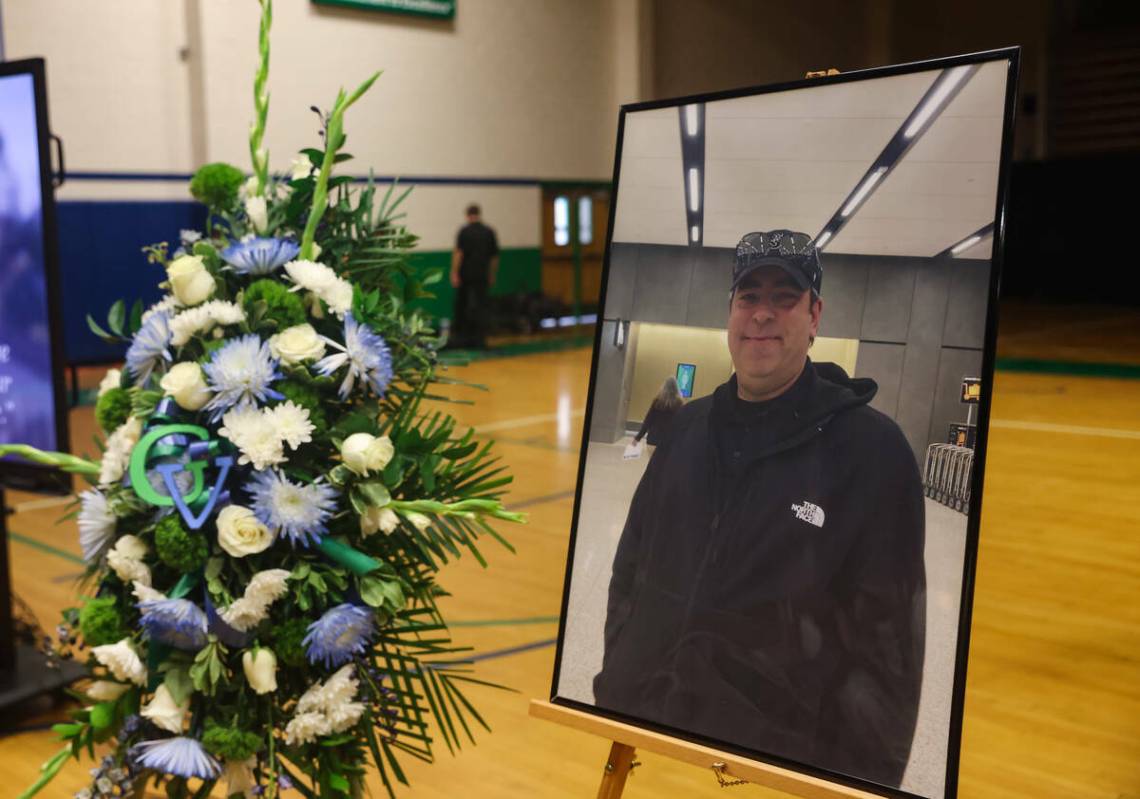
[4,3,523,797]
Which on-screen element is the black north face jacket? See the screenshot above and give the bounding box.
[593,361,926,788]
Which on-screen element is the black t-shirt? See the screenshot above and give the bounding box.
[456,221,499,282]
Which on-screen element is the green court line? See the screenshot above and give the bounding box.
[9,531,86,565]
[995,357,1140,380]
[449,615,560,628]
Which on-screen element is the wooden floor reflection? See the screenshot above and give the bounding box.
[1,309,1138,798]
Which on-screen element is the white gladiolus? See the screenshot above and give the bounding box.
[245,195,268,233]
[360,505,400,537]
[404,511,432,532]
[106,535,151,586]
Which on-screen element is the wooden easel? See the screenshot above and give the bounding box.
[529,700,882,798]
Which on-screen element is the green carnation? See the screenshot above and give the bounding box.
[79,596,126,647]
[243,279,307,331]
[201,723,262,761]
[94,388,132,434]
[189,162,245,209]
[275,380,328,433]
[154,514,208,572]
[271,617,310,667]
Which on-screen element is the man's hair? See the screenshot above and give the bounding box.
[466,203,481,217]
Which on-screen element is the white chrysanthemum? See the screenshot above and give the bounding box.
[217,406,285,471]
[107,548,151,587]
[99,417,142,486]
[284,711,331,747]
[268,401,314,449]
[297,664,359,715]
[326,701,366,733]
[142,294,180,323]
[283,260,354,319]
[92,639,147,686]
[77,489,116,563]
[170,301,246,347]
[97,368,122,398]
[220,569,291,632]
[132,581,166,603]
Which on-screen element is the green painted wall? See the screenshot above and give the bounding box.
[405,247,542,320]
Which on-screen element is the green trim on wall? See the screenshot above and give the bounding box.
[406,247,541,320]
[312,0,455,19]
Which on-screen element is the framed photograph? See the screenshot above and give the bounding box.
[551,48,1020,799]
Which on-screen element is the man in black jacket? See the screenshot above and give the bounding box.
[593,230,926,788]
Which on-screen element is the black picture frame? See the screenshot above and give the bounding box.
[549,47,1021,799]
[0,58,71,496]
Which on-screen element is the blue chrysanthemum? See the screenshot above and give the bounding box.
[125,311,172,386]
[221,237,300,276]
[201,334,283,421]
[314,314,394,400]
[138,598,208,651]
[245,469,339,547]
[304,603,374,669]
[133,737,221,780]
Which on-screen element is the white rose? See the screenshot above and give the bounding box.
[86,680,130,702]
[268,324,325,365]
[167,255,216,306]
[216,505,274,557]
[141,683,189,734]
[245,195,268,234]
[159,362,212,411]
[404,511,432,532]
[360,505,400,537]
[97,369,122,398]
[340,433,394,476]
[242,648,278,695]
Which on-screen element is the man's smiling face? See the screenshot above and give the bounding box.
[727,265,822,402]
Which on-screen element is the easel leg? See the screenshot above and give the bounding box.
[597,742,637,799]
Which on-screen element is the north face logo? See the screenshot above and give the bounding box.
[791,501,825,528]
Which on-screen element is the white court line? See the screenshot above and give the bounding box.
[990,419,1140,440]
[467,409,585,434]
[11,495,74,513]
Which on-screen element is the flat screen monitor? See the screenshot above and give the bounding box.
[0,58,69,496]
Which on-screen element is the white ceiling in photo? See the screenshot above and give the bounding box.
[611,60,1010,259]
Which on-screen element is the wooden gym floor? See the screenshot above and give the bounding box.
[1,301,1137,798]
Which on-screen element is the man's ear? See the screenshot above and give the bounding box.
[809,294,823,336]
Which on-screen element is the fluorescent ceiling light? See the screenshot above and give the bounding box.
[685,105,699,137]
[905,65,971,139]
[691,225,700,242]
[951,234,982,255]
[841,167,886,217]
[815,230,832,249]
[688,168,700,212]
